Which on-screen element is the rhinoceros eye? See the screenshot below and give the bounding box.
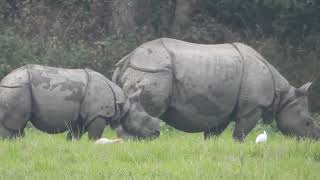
[306,121,311,126]
[297,109,302,116]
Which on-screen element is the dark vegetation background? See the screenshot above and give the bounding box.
[0,0,319,112]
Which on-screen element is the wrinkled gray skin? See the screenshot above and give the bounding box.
[0,65,160,140]
[113,38,320,142]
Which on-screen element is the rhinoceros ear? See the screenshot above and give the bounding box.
[129,88,143,103]
[295,82,312,96]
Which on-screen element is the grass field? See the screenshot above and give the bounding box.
[0,125,320,180]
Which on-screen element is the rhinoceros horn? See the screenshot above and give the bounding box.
[295,82,312,96]
[128,88,143,103]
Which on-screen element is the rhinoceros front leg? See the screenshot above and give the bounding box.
[262,110,274,124]
[233,109,262,142]
[86,117,106,140]
[204,121,230,140]
[0,125,15,139]
[0,124,25,139]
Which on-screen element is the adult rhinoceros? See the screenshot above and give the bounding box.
[0,65,160,140]
[112,38,320,142]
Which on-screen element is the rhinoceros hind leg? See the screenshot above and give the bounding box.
[86,117,106,140]
[233,109,262,142]
[204,121,230,140]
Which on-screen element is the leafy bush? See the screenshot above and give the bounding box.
[0,31,147,79]
[0,32,47,78]
[202,0,320,46]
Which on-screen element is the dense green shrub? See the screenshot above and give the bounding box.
[0,31,145,79]
[0,32,47,78]
[202,0,320,46]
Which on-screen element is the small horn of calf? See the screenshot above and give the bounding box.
[128,88,143,102]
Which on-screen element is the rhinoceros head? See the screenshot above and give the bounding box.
[117,89,160,139]
[276,82,320,139]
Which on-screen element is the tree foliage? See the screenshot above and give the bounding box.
[0,0,319,111]
[202,0,320,46]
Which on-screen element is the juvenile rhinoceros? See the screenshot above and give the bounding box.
[112,38,320,142]
[0,65,160,140]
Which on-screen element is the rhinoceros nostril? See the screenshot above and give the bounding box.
[306,121,311,126]
[153,130,160,136]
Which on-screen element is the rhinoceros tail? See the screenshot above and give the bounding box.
[0,67,31,132]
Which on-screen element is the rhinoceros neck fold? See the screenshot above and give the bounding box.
[260,61,291,116]
[79,68,119,125]
[105,80,119,126]
[87,69,120,125]
[275,87,297,115]
[250,49,278,115]
[230,43,246,117]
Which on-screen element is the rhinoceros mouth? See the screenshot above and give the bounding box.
[119,110,130,126]
[118,110,141,137]
[117,111,161,139]
[116,125,160,140]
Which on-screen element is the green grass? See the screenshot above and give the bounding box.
[0,125,320,180]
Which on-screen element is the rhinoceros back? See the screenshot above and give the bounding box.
[162,38,243,132]
[29,65,87,133]
[129,39,172,72]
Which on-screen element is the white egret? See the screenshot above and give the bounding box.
[255,131,267,143]
[95,138,123,145]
